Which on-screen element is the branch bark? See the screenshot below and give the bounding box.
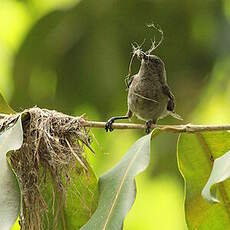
[82,120,230,133]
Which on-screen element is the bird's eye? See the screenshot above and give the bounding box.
[154,59,161,65]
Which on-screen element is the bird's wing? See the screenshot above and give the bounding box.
[162,85,175,111]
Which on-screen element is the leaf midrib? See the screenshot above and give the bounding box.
[102,144,144,230]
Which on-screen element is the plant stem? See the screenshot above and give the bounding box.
[82,120,230,133]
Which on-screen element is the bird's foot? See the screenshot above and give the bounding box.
[105,118,115,132]
[145,120,153,134]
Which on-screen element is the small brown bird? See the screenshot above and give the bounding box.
[105,26,181,133]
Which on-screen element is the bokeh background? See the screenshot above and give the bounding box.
[1,0,230,229]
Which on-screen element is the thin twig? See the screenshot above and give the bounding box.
[82,120,230,133]
[1,111,230,133]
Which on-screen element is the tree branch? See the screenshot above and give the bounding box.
[1,111,230,134]
[82,120,230,133]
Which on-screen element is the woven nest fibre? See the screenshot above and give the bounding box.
[0,107,92,230]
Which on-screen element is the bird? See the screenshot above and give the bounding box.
[105,26,182,133]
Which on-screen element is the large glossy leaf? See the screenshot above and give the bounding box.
[0,93,21,230]
[81,131,159,230]
[65,164,99,228]
[0,117,23,230]
[42,163,99,229]
[177,131,230,229]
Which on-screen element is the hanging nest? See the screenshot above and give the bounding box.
[3,107,93,230]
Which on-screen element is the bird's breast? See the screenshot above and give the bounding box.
[127,75,168,121]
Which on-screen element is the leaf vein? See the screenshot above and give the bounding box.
[102,144,144,230]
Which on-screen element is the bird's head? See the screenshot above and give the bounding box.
[135,49,164,73]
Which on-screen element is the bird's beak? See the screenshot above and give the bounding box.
[136,50,148,61]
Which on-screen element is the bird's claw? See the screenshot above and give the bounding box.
[145,120,152,134]
[105,119,114,132]
[146,127,151,134]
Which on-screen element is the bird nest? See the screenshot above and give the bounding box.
[3,107,92,230]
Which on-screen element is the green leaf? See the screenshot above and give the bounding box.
[0,93,15,114]
[202,150,230,203]
[42,163,99,229]
[0,117,23,230]
[177,131,230,229]
[65,164,99,228]
[81,131,159,230]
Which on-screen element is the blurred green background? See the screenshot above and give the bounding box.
[1,0,230,229]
